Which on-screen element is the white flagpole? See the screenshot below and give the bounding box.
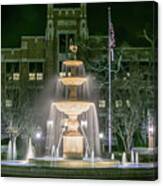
[108,7,112,154]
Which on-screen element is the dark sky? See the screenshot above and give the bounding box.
[1,1,157,48]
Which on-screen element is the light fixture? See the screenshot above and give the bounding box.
[148,125,154,134]
[99,133,104,139]
[81,120,88,128]
[47,120,53,128]
[35,132,42,139]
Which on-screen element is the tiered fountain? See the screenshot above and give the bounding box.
[46,44,100,160]
[30,44,120,167]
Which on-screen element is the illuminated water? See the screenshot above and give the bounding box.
[7,140,12,160]
[7,138,17,160]
[26,138,35,160]
[131,150,134,163]
[122,152,127,164]
[13,137,17,160]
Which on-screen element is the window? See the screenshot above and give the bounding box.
[59,72,66,77]
[28,63,43,80]
[115,100,123,108]
[59,34,66,53]
[126,99,130,107]
[29,73,36,80]
[5,99,12,107]
[59,33,75,53]
[99,100,106,108]
[6,63,19,81]
[5,89,19,107]
[67,34,75,46]
[22,41,28,49]
[36,73,43,80]
[13,73,20,81]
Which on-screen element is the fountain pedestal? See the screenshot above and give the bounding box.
[63,115,84,159]
[63,136,84,159]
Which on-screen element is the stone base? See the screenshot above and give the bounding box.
[63,136,84,159]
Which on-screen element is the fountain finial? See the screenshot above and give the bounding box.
[69,38,78,55]
[69,44,78,54]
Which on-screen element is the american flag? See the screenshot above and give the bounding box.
[109,22,116,61]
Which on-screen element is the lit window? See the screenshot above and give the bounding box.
[5,99,12,107]
[37,73,43,80]
[22,41,28,49]
[59,72,66,77]
[126,99,130,107]
[13,73,20,81]
[68,72,71,77]
[7,74,13,81]
[115,100,123,108]
[115,100,119,108]
[99,100,106,108]
[29,73,35,80]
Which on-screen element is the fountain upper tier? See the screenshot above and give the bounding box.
[52,101,94,116]
[59,77,87,86]
[63,60,83,67]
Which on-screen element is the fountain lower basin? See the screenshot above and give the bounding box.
[52,101,94,116]
[29,157,120,168]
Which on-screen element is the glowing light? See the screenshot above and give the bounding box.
[59,72,66,77]
[68,72,71,77]
[47,120,53,128]
[99,133,104,139]
[81,120,88,128]
[126,100,130,107]
[126,72,130,77]
[148,125,154,134]
[36,132,42,139]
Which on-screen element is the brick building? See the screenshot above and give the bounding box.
[1,4,156,150]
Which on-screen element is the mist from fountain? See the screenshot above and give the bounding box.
[26,138,35,160]
[79,104,101,157]
[135,152,139,164]
[111,153,115,160]
[122,152,127,164]
[7,140,12,160]
[46,104,67,155]
[55,76,91,101]
[51,145,56,158]
[131,150,134,163]
[13,137,17,160]
[91,149,95,162]
[46,102,101,158]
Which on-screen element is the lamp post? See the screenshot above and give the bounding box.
[35,126,42,156]
[107,7,113,154]
[99,132,104,153]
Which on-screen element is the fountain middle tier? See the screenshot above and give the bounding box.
[58,77,87,86]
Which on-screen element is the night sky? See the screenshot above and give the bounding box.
[1,1,157,48]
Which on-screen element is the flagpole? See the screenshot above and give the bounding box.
[108,7,112,154]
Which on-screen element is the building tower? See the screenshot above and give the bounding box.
[45,4,55,78]
[80,3,89,40]
[45,4,89,75]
